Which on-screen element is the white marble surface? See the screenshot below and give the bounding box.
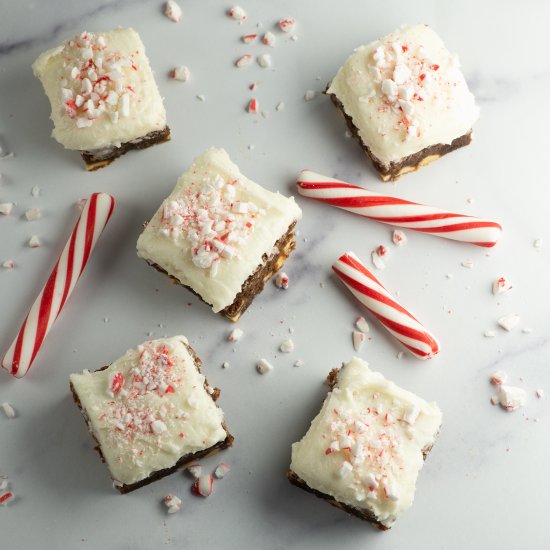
[1,1,549,548]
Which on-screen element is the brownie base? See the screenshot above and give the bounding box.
[81,126,171,171]
[70,341,233,494]
[145,221,297,322]
[287,366,436,530]
[327,90,472,182]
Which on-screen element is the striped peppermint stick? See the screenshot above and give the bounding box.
[297,170,502,247]
[333,252,440,359]
[2,193,115,378]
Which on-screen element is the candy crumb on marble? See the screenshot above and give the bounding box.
[227,6,247,21]
[490,371,507,385]
[164,0,182,22]
[279,18,296,32]
[522,327,533,334]
[492,277,512,295]
[186,463,202,479]
[371,250,385,270]
[279,339,294,353]
[171,66,190,82]
[0,476,8,491]
[293,359,304,367]
[196,94,206,102]
[192,475,213,497]
[352,331,366,352]
[304,90,317,101]
[496,385,526,412]
[31,186,41,197]
[2,260,15,269]
[227,328,243,342]
[274,272,289,289]
[0,203,14,215]
[28,236,41,248]
[0,491,14,506]
[257,54,272,68]
[392,229,407,246]
[235,54,253,68]
[484,330,497,338]
[536,389,544,399]
[163,494,182,514]
[461,259,474,269]
[498,314,520,332]
[25,207,41,221]
[276,101,285,111]
[397,351,405,359]
[355,316,370,333]
[256,358,274,374]
[222,361,230,369]
[242,33,257,44]
[1,402,16,419]
[533,238,543,249]
[247,98,259,114]
[263,32,276,46]
[214,463,231,479]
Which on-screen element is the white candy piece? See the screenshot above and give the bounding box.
[151,419,167,435]
[256,358,274,374]
[352,331,366,352]
[355,316,370,333]
[171,66,190,82]
[0,202,14,215]
[371,250,385,270]
[461,259,474,269]
[1,402,16,419]
[31,186,41,197]
[257,54,272,68]
[402,403,420,425]
[164,0,182,22]
[163,494,182,514]
[187,463,202,478]
[484,330,497,338]
[497,385,526,412]
[279,339,294,353]
[276,101,285,111]
[227,328,243,342]
[214,462,231,479]
[293,359,304,367]
[25,207,41,221]
[492,277,512,295]
[490,371,507,385]
[227,6,247,20]
[498,314,520,332]
[392,229,407,246]
[28,236,41,248]
[304,90,316,101]
[279,18,296,33]
[193,474,213,497]
[337,460,354,478]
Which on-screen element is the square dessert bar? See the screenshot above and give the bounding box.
[326,24,479,181]
[137,148,302,322]
[288,357,442,529]
[70,336,233,493]
[32,28,169,171]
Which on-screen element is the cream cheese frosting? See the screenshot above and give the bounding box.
[327,24,479,165]
[290,357,442,528]
[70,336,227,486]
[137,148,302,313]
[32,28,166,151]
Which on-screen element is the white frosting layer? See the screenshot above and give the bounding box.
[70,336,227,486]
[327,24,479,165]
[32,28,166,151]
[290,358,442,528]
[136,148,302,313]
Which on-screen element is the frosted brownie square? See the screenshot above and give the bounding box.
[70,336,233,493]
[137,148,302,321]
[327,24,479,181]
[288,357,442,529]
[32,28,169,170]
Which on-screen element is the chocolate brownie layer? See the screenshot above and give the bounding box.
[70,341,233,494]
[327,91,472,182]
[145,221,297,322]
[81,126,171,171]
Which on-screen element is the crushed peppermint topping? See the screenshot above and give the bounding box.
[242,33,257,44]
[484,330,497,338]
[2,260,15,269]
[492,276,512,295]
[355,316,370,333]
[352,331,366,352]
[279,18,296,33]
[159,175,262,276]
[490,371,507,385]
[533,238,543,249]
[235,54,253,68]
[214,462,230,479]
[165,0,182,22]
[496,385,526,412]
[293,359,304,367]
[247,98,259,114]
[60,32,138,128]
[0,491,14,506]
[256,358,273,374]
[227,6,247,21]
[461,259,474,269]
[31,186,41,197]
[1,402,16,419]
[262,32,276,46]
[304,90,316,101]
[279,339,294,353]
[0,202,14,215]
[228,328,243,342]
[257,54,272,68]
[274,272,289,289]
[192,474,213,497]
[28,235,41,248]
[163,494,182,513]
[171,66,190,81]
[371,250,385,270]
[187,463,202,478]
[25,207,41,221]
[392,229,407,246]
[498,314,520,332]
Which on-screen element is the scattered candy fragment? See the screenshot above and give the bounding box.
[164,0,182,22]
[492,277,512,295]
[257,54,272,68]
[279,18,296,32]
[279,339,294,353]
[25,207,41,221]
[498,314,520,332]
[371,250,385,270]
[533,238,543,249]
[536,389,544,399]
[262,32,276,46]
[352,331,366,352]
[214,463,231,479]
[0,203,14,215]
[392,229,407,246]
[235,54,253,68]
[276,101,285,111]
[490,371,507,385]
[496,385,526,412]
[1,402,15,418]
[163,494,182,514]
[31,186,41,197]
[256,358,273,374]
[247,98,259,114]
[484,330,497,338]
[222,361,230,369]
[461,259,474,269]
[227,6,247,20]
[304,90,316,101]
[293,359,304,367]
[242,33,257,44]
[274,272,289,289]
[228,328,243,342]
[28,236,41,248]
[0,492,14,506]
[192,474,213,497]
[355,316,369,333]
[187,463,202,478]
[171,66,190,81]
[2,260,14,269]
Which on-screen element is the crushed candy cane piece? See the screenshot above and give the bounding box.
[187,463,202,478]
[279,18,296,32]
[274,272,289,289]
[25,207,41,221]
[276,101,285,111]
[171,66,190,81]
[31,186,40,197]
[403,403,421,425]
[293,359,304,367]
[536,389,544,399]
[2,260,15,269]
[352,331,366,352]
[492,277,512,295]
[0,476,7,491]
[377,245,388,257]
[163,494,182,514]
[484,330,497,338]
[227,6,247,20]
[371,250,385,270]
[164,0,182,22]
[151,419,167,435]
[0,202,14,215]
[1,402,15,419]
[392,229,407,246]
[222,361,230,369]
[355,316,369,333]
[247,98,259,114]
[0,492,13,506]
[263,32,276,46]
[461,259,474,269]
[192,474,213,497]
[337,460,353,478]
[235,54,253,68]
[257,54,272,68]
[28,236,41,248]
[490,371,507,385]
[256,358,273,374]
[242,33,257,44]
[214,462,231,479]
[497,385,526,412]
[228,328,243,342]
[304,90,316,101]
[533,238,543,249]
[498,314,520,332]
[279,339,294,353]
[196,94,206,101]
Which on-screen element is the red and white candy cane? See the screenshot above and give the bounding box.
[2,193,115,378]
[297,170,502,247]
[333,252,440,359]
